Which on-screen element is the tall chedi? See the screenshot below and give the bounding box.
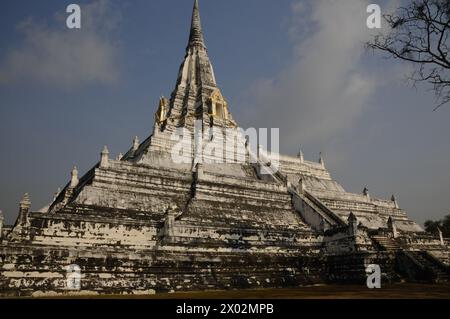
[167,0,237,129]
[1,0,446,298]
[130,0,240,166]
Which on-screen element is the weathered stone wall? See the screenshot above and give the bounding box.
[398,233,447,251]
[11,212,159,249]
[327,252,399,284]
[75,161,193,212]
[324,227,375,255]
[0,244,326,297]
[1,155,447,296]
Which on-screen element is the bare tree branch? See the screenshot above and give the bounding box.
[367,0,450,109]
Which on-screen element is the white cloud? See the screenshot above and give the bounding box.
[241,0,378,150]
[0,0,121,88]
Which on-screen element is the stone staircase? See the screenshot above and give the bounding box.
[252,160,346,229]
[294,191,338,227]
[302,191,347,227]
[402,251,450,283]
[371,236,402,251]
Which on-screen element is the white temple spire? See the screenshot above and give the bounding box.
[132,136,140,151]
[319,152,325,168]
[20,193,31,211]
[70,167,79,188]
[391,194,399,209]
[363,187,370,200]
[438,227,445,246]
[100,145,110,168]
[298,147,304,163]
[187,0,206,50]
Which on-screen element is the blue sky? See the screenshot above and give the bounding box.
[0,0,449,226]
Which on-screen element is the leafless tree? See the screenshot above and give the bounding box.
[367,0,450,110]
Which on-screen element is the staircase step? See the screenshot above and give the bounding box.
[406,251,450,282]
[371,236,401,251]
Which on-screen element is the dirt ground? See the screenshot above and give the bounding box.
[86,283,450,299]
